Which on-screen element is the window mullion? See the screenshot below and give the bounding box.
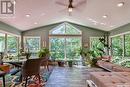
[5,34,7,55]
[64,37,67,60]
[122,35,125,57]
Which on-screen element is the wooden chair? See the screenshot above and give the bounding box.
[40,56,50,71]
[21,58,43,87]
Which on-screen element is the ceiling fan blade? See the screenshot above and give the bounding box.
[55,1,67,6]
[74,0,87,7]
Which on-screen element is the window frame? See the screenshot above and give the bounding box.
[110,36,123,56]
[0,31,20,62]
[7,34,19,54]
[24,36,41,52]
[89,37,103,49]
[49,23,82,35]
[109,31,130,57]
[49,23,82,60]
[0,32,5,52]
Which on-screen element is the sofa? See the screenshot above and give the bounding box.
[88,56,130,87]
[90,72,130,87]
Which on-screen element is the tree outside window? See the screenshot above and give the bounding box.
[125,34,130,56]
[111,36,123,56]
[7,35,18,56]
[0,33,5,52]
[49,23,82,60]
[24,37,40,57]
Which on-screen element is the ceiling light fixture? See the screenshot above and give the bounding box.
[88,18,92,21]
[117,2,124,7]
[110,26,114,27]
[34,22,38,24]
[92,21,98,25]
[94,22,98,25]
[11,0,16,4]
[100,23,106,25]
[41,13,45,16]
[102,15,108,18]
[92,20,97,23]
[68,7,73,12]
[26,14,30,17]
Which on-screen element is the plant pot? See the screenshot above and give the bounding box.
[90,58,98,67]
[57,61,64,67]
[68,61,73,67]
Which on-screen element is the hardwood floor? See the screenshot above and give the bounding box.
[45,66,104,87]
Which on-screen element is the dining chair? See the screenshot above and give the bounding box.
[40,58,49,71]
[21,58,43,87]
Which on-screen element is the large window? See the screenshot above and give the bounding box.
[125,34,130,56]
[110,33,130,67]
[90,37,104,50]
[49,23,82,60]
[24,37,40,56]
[0,33,5,52]
[90,37,104,57]
[0,32,20,61]
[7,35,18,55]
[111,36,123,56]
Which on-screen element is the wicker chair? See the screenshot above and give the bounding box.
[21,58,43,87]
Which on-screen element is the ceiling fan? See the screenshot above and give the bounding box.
[56,0,87,14]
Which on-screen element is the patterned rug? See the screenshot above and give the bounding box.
[0,66,54,87]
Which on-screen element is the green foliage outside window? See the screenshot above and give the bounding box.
[111,36,123,56]
[50,37,81,60]
[90,38,104,57]
[125,34,130,56]
[7,35,18,54]
[26,38,40,52]
[0,33,5,52]
[50,38,65,60]
[50,23,82,60]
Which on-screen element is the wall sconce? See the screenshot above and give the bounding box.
[43,41,46,47]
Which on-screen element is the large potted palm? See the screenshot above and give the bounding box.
[38,47,50,58]
[38,47,50,67]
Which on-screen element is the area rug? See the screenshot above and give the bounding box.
[0,66,54,87]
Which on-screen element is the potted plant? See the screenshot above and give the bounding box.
[68,59,73,67]
[56,58,65,67]
[79,47,103,67]
[38,47,50,58]
[79,47,90,66]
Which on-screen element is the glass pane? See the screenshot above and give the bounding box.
[50,23,81,35]
[90,37,104,57]
[25,37,40,53]
[50,37,65,60]
[65,23,81,34]
[111,36,123,56]
[0,33,5,52]
[50,24,65,34]
[7,35,18,55]
[125,34,130,56]
[90,38,104,50]
[66,37,81,60]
